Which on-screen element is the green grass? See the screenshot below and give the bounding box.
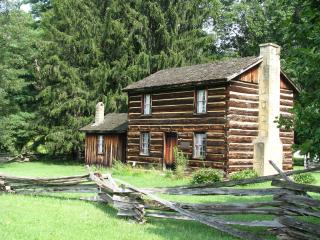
[0,161,319,240]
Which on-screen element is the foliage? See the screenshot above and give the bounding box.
[33,0,220,155]
[229,169,258,181]
[173,147,188,177]
[191,168,223,185]
[293,173,316,184]
[276,0,320,160]
[0,5,39,154]
[293,157,304,166]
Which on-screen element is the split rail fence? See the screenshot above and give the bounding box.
[0,163,319,240]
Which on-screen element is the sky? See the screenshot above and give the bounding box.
[20,3,31,12]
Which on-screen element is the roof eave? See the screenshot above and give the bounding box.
[123,79,228,94]
[280,70,301,93]
[226,57,263,81]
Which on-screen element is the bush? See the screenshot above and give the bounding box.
[191,168,223,184]
[293,157,304,166]
[112,160,140,176]
[173,147,188,177]
[293,173,316,184]
[229,169,258,181]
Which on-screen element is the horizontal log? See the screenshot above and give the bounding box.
[228,101,259,109]
[227,109,259,117]
[229,93,259,102]
[154,166,320,189]
[128,117,226,125]
[227,136,255,143]
[152,91,194,100]
[228,122,258,130]
[228,115,258,123]
[114,177,261,240]
[152,98,194,106]
[128,124,226,132]
[229,85,259,95]
[281,89,293,95]
[229,81,259,89]
[228,129,258,136]
[129,111,226,119]
[146,212,283,227]
[278,216,320,237]
[147,187,288,196]
[274,193,320,209]
[271,180,320,193]
[281,204,320,218]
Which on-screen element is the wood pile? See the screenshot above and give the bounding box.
[0,163,319,240]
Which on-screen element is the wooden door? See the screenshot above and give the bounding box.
[164,133,177,167]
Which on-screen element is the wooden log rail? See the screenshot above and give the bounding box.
[0,164,319,240]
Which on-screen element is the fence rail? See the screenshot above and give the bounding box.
[0,164,319,240]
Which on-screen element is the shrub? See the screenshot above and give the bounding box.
[293,157,304,166]
[229,169,258,181]
[173,147,188,177]
[293,173,316,184]
[191,168,223,184]
[112,160,135,176]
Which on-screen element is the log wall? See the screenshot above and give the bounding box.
[280,76,294,170]
[127,83,228,169]
[127,67,294,172]
[225,69,294,172]
[226,79,259,172]
[85,134,126,167]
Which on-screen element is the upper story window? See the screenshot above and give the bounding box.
[140,132,150,155]
[196,89,207,114]
[143,94,152,115]
[97,135,104,154]
[193,133,206,159]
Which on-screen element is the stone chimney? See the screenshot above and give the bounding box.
[253,43,283,176]
[94,102,104,125]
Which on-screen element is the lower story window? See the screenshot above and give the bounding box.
[97,135,104,154]
[193,133,206,159]
[140,132,150,155]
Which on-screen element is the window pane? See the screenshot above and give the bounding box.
[194,133,206,158]
[97,135,104,154]
[144,94,151,115]
[140,132,150,155]
[197,90,206,113]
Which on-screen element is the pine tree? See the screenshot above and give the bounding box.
[35,0,220,155]
[0,3,39,153]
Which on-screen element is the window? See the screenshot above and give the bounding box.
[97,135,104,154]
[193,133,206,159]
[196,89,207,114]
[140,132,150,155]
[143,94,152,115]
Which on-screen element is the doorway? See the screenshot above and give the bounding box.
[164,132,178,168]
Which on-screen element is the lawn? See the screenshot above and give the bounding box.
[0,161,319,240]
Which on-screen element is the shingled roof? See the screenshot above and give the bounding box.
[124,56,263,91]
[80,113,128,134]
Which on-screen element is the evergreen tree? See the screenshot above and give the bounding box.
[35,0,220,155]
[0,3,39,153]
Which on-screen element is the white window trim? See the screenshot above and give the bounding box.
[140,132,150,155]
[143,94,152,115]
[193,133,206,159]
[196,89,207,114]
[97,135,104,154]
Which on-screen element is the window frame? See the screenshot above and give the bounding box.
[142,94,152,116]
[194,88,208,114]
[192,132,207,159]
[140,132,150,156]
[97,135,104,155]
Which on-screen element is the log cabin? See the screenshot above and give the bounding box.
[81,43,299,175]
[80,105,127,167]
